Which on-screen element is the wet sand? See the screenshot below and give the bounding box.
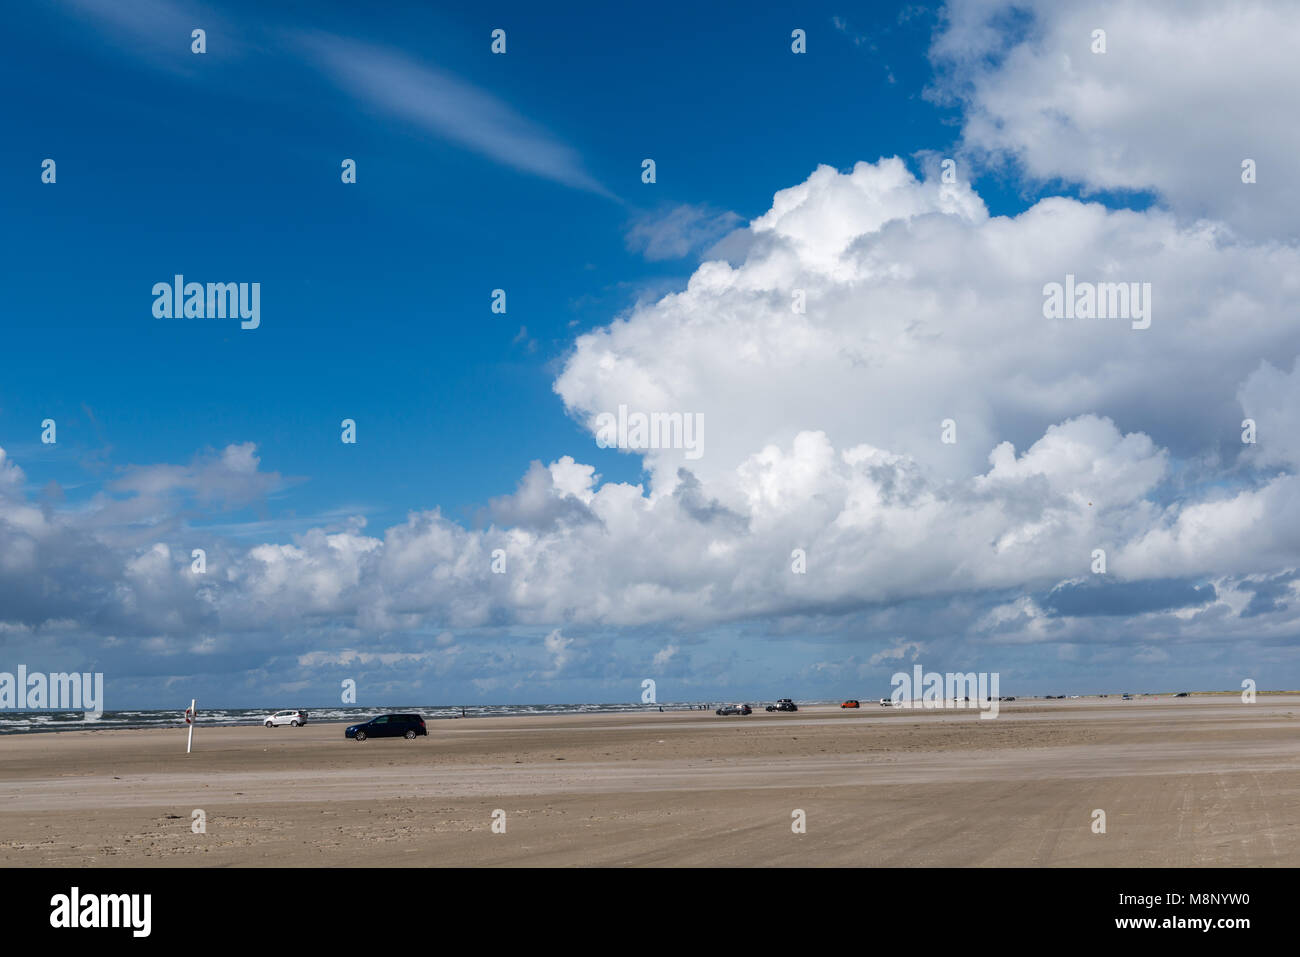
[1,696,1297,866]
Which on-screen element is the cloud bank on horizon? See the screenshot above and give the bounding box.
[4,0,1299,705]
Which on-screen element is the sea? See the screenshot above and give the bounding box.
[0,701,766,735]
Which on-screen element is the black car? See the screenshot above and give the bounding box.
[1175,692,1189,697]
[345,713,427,741]
[765,698,798,712]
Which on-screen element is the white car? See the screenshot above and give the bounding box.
[264,709,308,727]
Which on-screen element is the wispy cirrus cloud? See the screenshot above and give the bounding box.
[624,203,743,261]
[58,0,239,71]
[57,2,610,198]
[63,0,198,40]
[296,32,613,198]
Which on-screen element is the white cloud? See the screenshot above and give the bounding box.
[109,442,283,509]
[3,155,1299,663]
[652,644,678,667]
[625,204,743,261]
[555,157,1300,501]
[60,0,235,71]
[297,33,610,197]
[1238,356,1300,469]
[868,640,925,666]
[541,628,574,677]
[930,0,1300,240]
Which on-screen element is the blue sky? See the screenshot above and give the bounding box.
[4,0,973,531]
[2,0,1299,708]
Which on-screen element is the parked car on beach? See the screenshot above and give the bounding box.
[716,703,752,716]
[263,709,308,727]
[345,713,427,741]
[841,700,860,709]
[765,699,798,712]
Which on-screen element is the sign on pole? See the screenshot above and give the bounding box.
[185,699,196,754]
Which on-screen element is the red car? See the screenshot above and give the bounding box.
[841,699,860,709]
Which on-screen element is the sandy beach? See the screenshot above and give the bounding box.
[2,696,1297,866]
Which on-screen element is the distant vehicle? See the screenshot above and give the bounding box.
[264,709,308,728]
[1122,694,1133,700]
[1175,692,1189,697]
[841,700,860,709]
[998,696,1016,702]
[345,713,427,741]
[878,698,893,706]
[715,703,752,716]
[765,699,798,712]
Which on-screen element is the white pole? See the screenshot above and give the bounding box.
[186,698,195,754]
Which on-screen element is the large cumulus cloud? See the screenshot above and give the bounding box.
[556,157,1300,498]
[4,159,1300,685]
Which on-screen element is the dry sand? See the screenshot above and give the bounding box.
[2,695,1297,866]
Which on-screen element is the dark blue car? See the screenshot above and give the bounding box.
[345,713,427,741]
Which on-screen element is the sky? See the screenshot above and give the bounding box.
[2,0,1299,708]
